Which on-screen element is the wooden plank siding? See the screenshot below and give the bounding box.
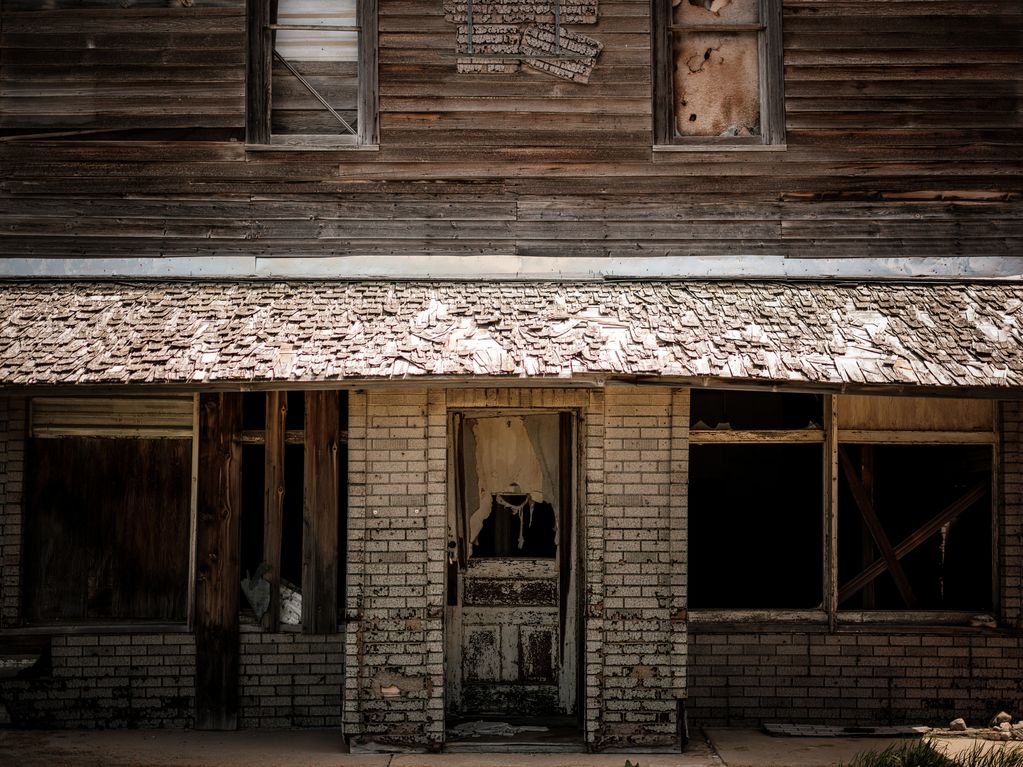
[0,0,1020,267]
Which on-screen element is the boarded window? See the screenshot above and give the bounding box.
[25,437,191,622]
[653,0,785,146]
[689,443,823,609]
[837,444,993,611]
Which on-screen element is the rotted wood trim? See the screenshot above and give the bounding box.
[195,392,243,731]
[689,429,824,443]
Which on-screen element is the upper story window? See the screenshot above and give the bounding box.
[246,0,378,148]
[652,0,785,148]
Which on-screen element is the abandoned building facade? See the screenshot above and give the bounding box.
[0,0,1022,752]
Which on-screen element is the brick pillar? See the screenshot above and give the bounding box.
[591,384,686,749]
[583,389,606,747]
[343,389,444,750]
[0,396,26,628]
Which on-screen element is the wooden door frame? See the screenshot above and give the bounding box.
[444,407,583,722]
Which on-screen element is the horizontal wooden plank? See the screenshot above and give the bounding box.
[31,395,195,438]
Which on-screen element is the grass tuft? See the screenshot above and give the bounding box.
[845,741,1023,767]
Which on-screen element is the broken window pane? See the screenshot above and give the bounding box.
[837,444,992,611]
[272,0,359,137]
[473,495,557,558]
[673,0,758,26]
[458,414,563,560]
[690,389,823,431]
[673,30,761,137]
[689,444,823,609]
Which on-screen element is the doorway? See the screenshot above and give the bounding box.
[445,411,580,745]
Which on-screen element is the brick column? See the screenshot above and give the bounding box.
[593,384,685,749]
[343,389,444,749]
[583,389,606,747]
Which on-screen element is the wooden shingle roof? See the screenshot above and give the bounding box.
[0,280,1020,389]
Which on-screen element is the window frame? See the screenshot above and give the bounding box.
[245,0,379,149]
[20,394,198,629]
[651,0,785,150]
[688,390,1000,629]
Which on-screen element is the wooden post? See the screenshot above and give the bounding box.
[651,0,674,144]
[357,0,380,145]
[246,0,271,144]
[303,390,339,634]
[195,392,242,731]
[263,392,287,631]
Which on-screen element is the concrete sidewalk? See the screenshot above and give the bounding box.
[0,728,931,767]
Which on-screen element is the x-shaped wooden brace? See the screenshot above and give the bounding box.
[837,446,988,608]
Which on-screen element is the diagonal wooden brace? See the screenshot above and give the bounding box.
[838,482,988,605]
[839,446,920,609]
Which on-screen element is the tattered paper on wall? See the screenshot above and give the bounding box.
[443,0,603,81]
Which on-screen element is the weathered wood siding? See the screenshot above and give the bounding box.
[0,0,245,133]
[0,0,1020,268]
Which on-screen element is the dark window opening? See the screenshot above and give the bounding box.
[25,437,191,623]
[238,390,345,629]
[690,389,823,431]
[689,443,823,609]
[242,393,267,431]
[473,495,557,559]
[837,444,992,611]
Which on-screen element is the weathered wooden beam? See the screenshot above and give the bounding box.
[246,0,272,144]
[837,482,988,604]
[651,0,674,145]
[839,446,919,609]
[262,392,287,632]
[357,0,379,145]
[195,392,242,731]
[303,390,340,634]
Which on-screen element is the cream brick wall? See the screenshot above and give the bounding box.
[343,389,446,748]
[344,385,688,750]
[593,385,687,748]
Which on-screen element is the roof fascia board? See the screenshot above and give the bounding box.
[1,256,1021,281]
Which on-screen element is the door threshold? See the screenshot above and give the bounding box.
[445,716,584,753]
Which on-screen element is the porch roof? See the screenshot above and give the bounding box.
[0,280,1020,390]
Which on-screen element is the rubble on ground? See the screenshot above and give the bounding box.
[929,712,1023,742]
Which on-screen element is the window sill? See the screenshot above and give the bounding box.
[245,141,379,153]
[689,609,828,631]
[653,143,787,153]
[837,610,996,628]
[1,622,190,636]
